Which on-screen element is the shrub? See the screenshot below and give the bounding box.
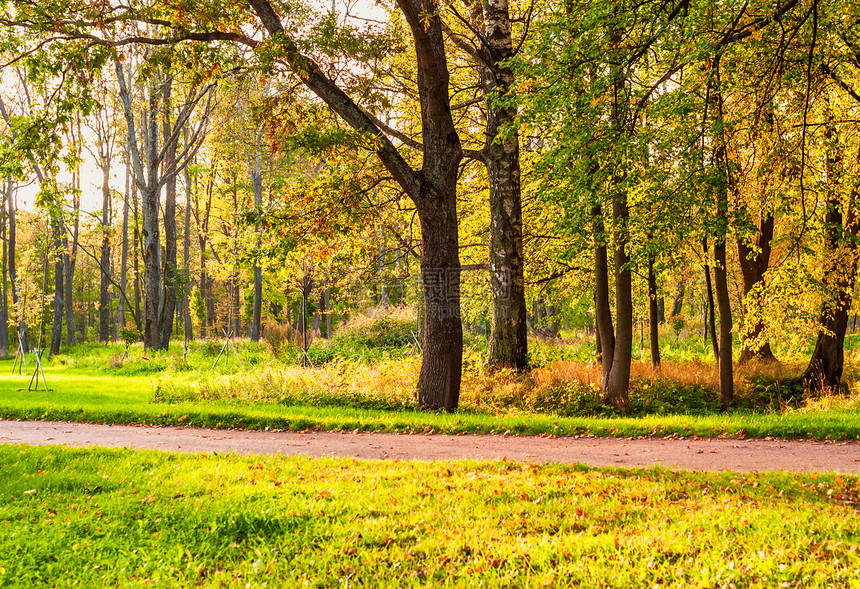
[332,306,417,349]
[262,322,301,359]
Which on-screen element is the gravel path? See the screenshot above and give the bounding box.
[3,419,860,473]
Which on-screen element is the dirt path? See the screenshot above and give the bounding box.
[2,419,860,473]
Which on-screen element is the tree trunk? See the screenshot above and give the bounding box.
[7,183,25,352]
[671,279,685,317]
[0,183,8,356]
[592,204,615,382]
[119,148,130,330]
[603,183,633,411]
[183,161,193,342]
[737,213,777,363]
[64,120,80,346]
[249,140,263,341]
[232,270,241,336]
[703,237,719,363]
[711,60,734,410]
[416,190,463,411]
[471,0,528,372]
[713,236,733,410]
[249,0,464,409]
[132,176,142,329]
[98,162,112,342]
[799,119,859,392]
[648,256,660,368]
[50,217,64,356]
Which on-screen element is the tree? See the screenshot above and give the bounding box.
[114,57,213,350]
[445,0,529,372]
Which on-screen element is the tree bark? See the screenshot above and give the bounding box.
[0,182,8,356]
[468,0,528,372]
[603,183,633,411]
[50,214,64,356]
[7,183,25,352]
[592,203,615,382]
[157,81,178,350]
[703,237,719,363]
[119,147,130,330]
[183,156,193,342]
[647,256,660,368]
[737,213,777,363]
[98,161,112,342]
[670,279,685,317]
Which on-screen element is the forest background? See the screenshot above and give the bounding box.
[1,0,859,416]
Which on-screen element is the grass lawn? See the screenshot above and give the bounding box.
[1,349,860,441]
[2,445,859,588]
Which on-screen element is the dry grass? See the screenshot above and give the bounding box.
[262,321,304,358]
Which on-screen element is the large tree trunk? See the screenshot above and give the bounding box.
[799,120,859,392]
[416,189,463,411]
[137,79,162,351]
[737,213,777,363]
[471,0,528,372]
[647,256,660,368]
[249,0,464,409]
[98,162,112,342]
[603,183,633,411]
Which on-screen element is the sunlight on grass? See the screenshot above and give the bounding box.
[1,445,858,587]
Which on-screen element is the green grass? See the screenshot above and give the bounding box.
[1,445,858,587]
[3,312,860,442]
[0,367,859,441]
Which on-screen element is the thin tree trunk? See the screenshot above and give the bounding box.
[133,179,142,328]
[648,256,660,368]
[7,182,25,352]
[671,279,685,317]
[592,204,615,382]
[0,184,8,356]
[50,216,64,356]
[703,237,719,363]
[183,158,193,341]
[157,83,178,350]
[119,147,130,330]
[98,162,112,342]
[714,236,733,410]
